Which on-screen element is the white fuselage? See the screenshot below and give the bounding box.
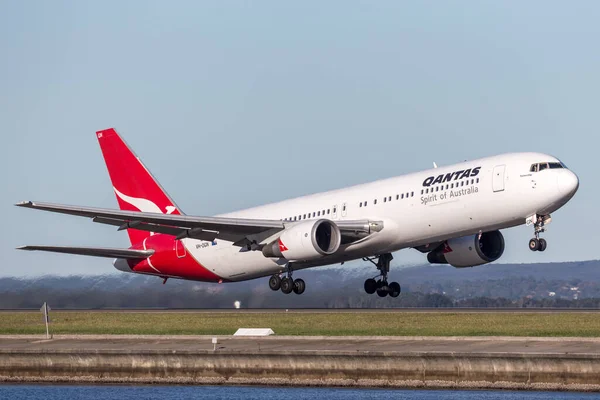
[180,152,578,281]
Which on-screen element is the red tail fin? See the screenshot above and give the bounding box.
[96,128,183,245]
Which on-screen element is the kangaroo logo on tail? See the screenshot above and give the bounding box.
[114,188,176,214]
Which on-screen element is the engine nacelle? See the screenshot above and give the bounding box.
[427,230,505,268]
[262,219,341,261]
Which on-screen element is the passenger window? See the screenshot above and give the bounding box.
[411,191,414,197]
[396,194,399,200]
[342,205,346,211]
[359,202,362,207]
[401,193,404,199]
[327,209,330,214]
[303,214,306,219]
[388,196,392,201]
[421,190,424,195]
[374,199,377,205]
[435,187,439,192]
[312,212,316,217]
[407,192,410,198]
[364,201,368,206]
[476,178,479,183]
[384,197,387,203]
[317,211,321,216]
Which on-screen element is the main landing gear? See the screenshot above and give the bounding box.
[528,214,551,252]
[268,266,305,295]
[362,253,401,298]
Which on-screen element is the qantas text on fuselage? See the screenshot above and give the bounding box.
[16,128,579,298]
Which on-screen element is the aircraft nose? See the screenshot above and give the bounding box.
[557,170,579,196]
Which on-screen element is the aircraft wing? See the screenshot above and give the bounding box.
[16,201,383,246]
[16,245,154,259]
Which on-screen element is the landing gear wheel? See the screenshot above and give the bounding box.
[269,275,281,291]
[364,278,377,294]
[538,238,547,252]
[293,279,306,295]
[376,280,389,297]
[280,277,294,294]
[389,282,401,298]
[529,238,540,251]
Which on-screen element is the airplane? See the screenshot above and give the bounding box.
[16,128,579,298]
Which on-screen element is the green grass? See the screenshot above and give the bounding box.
[1,311,599,337]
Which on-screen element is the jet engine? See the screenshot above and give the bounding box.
[262,219,341,261]
[427,230,505,268]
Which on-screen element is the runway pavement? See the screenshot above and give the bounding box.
[2,335,600,354]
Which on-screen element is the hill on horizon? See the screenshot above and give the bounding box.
[1,259,598,309]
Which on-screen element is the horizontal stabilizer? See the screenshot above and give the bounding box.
[16,245,154,259]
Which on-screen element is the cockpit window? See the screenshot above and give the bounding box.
[530,162,564,172]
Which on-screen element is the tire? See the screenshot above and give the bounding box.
[376,288,388,297]
[268,275,281,291]
[529,238,540,251]
[538,238,547,252]
[293,279,306,295]
[364,278,377,294]
[389,282,401,298]
[280,277,294,294]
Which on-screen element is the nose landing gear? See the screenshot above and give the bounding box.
[529,237,547,252]
[268,264,306,295]
[527,214,550,252]
[363,253,401,298]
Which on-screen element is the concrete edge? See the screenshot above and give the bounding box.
[1,349,600,358]
[1,375,599,392]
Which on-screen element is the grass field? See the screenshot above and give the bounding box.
[0,311,599,337]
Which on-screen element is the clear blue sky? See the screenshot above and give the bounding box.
[1,1,598,277]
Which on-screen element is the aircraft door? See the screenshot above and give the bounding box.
[492,165,506,192]
[175,239,187,258]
